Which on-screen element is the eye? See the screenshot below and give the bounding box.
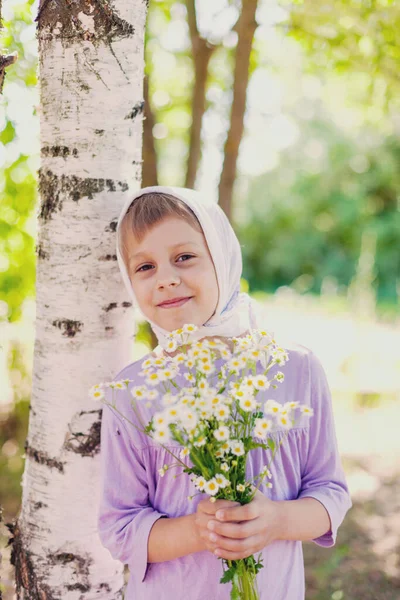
[136,264,153,273]
[177,254,194,262]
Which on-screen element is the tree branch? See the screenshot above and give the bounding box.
[218,0,258,222]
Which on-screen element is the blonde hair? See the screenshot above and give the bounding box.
[119,192,203,264]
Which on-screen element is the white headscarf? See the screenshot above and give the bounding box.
[116,185,259,352]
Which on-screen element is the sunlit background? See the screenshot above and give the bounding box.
[1,0,400,598]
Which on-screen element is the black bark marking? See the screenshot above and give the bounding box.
[64,409,102,457]
[104,302,117,312]
[36,241,49,260]
[33,501,48,511]
[52,319,83,338]
[125,101,144,120]
[41,145,78,158]
[7,520,57,599]
[105,326,113,331]
[94,128,104,135]
[99,253,117,261]
[39,169,130,222]
[99,582,112,592]
[105,219,117,232]
[49,551,93,593]
[122,301,132,307]
[24,440,65,473]
[36,0,135,45]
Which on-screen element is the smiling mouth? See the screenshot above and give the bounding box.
[158,297,193,308]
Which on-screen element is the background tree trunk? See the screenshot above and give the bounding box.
[218,0,258,221]
[142,73,158,188]
[184,0,217,189]
[11,1,147,597]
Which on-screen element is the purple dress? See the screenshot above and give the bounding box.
[98,343,352,600]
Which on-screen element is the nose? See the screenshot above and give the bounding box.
[157,270,181,289]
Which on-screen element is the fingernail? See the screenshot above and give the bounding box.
[216,510,224,520]
[207,521,215,531]
[209,533,217,542]
[214,549,221,556]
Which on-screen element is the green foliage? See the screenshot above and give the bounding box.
[282,0,400,120]
[0,0,38,323]
[239,118,400,304]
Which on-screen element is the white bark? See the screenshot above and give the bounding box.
[15,1,147,597]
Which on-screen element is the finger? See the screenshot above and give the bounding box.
[207,531,256,554]
[207,519,256,540]
[215,502,258,523]
[198,498,240,515]
[213,546,257,561]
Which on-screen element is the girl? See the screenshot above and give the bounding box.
[98,185,352,600]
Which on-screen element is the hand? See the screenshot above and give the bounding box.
[194,497,241,553]
[204,488,282,560]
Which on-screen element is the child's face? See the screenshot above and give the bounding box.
[125,217,219,332]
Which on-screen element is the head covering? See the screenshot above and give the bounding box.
[116,185,259,352]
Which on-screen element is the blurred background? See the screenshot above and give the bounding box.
[1,0,399,598]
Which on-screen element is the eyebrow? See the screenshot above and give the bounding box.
[128,241,199,264]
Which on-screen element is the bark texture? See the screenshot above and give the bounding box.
[218,0,258,221]
[13,0,147,597]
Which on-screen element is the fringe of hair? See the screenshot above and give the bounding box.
[119,192,203,264]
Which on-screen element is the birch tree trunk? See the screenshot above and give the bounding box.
[9,1,147,597]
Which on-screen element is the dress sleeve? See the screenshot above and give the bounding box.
[97,401,167,582]
[297,350,352,547]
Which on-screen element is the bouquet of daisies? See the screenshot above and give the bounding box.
[91,325,313,600]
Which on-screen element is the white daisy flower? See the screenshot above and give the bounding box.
[184,373,196,383]
[214,426,230,441]
[89,386,105,401]
[153,411,170,429]
[152,357,166,368]
[220,441,230,454]
[253,375,270,391]
[236,483,246,492]
[114,381,126,390]
[146,372,162,386]
[130,386,148,399]
[264,399,282,416]
[300,406,314,417]
[239,396,257,412]
[275,371,285,382]
[230,440,245,456]
[278,414,292,429]
[183,323,198,334]
[147,389,159,401]
[195,476,206,491]
[165,338,178,353]
[242,375,256,390]
[194,435,207,447]
[166,406,179,421]
[180,409,198,429]
[284,401,299,411]
[153,428,171,443]
[159,367,177,381]
[198,362,215,376]
[220,462,230,473]
[141,357,154,369]
[180,447,190,460]
[254,417,273,433]
[215,473,230,489]
[205,478,219,496]
[214,405,230,421]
